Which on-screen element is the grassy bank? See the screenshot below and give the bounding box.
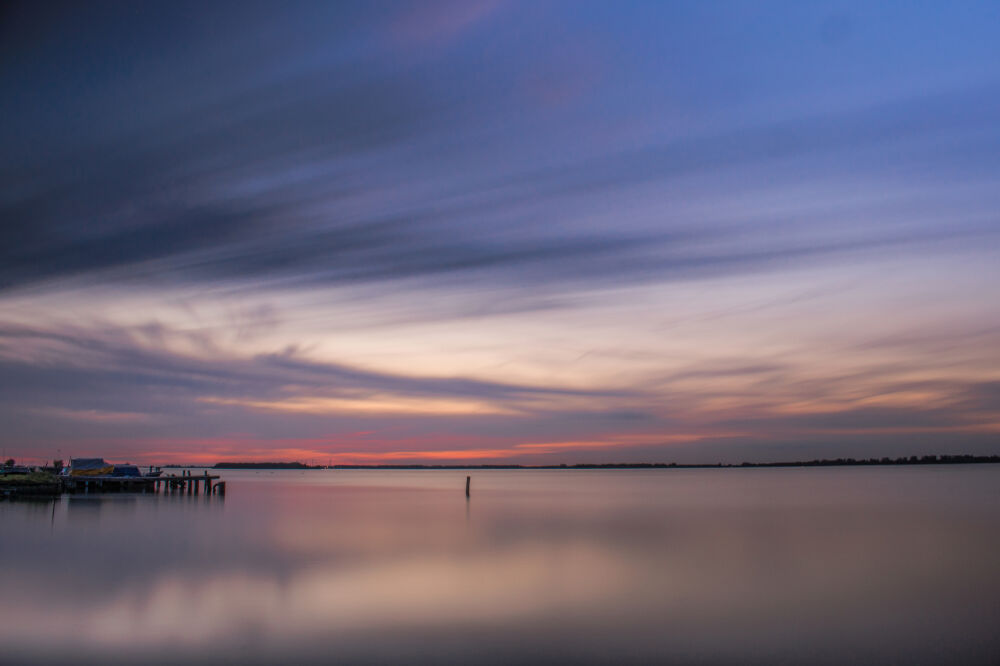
[0,472,61,498]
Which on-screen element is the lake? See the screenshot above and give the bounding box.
[1,466,999,665]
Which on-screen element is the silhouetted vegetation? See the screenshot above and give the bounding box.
[212,462,312,470]
[0,471,61,499]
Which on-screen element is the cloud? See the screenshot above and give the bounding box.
[4,32,998,299]
[2,317,998,463]
[0,322,636,429]
[387,0,503,47]
[3,1,1000,464]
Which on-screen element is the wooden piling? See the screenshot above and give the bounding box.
[465,475,470,498]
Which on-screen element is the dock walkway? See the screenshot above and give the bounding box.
[62,471,225,495]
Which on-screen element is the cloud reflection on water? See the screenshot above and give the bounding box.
[1,468,998,664]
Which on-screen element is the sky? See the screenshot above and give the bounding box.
[1,1,999,465]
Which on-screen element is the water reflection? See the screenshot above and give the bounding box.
[1,468,999,664]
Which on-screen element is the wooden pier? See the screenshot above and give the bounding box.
[61,470,225,495]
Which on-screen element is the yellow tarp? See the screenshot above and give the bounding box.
[71,466,114,477]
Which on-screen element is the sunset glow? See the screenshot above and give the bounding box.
[2,2,999,465]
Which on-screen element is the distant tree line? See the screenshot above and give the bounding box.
[213,462,312,469]
[730,454,1000,468]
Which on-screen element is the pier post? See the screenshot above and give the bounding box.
[465,475,470,498]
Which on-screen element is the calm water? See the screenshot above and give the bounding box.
[1,466,999,665]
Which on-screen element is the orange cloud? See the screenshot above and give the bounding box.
[199,394,516,417]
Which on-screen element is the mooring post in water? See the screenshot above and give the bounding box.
[465,475,470,498]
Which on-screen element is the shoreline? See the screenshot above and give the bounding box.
[190,455,1000,471]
